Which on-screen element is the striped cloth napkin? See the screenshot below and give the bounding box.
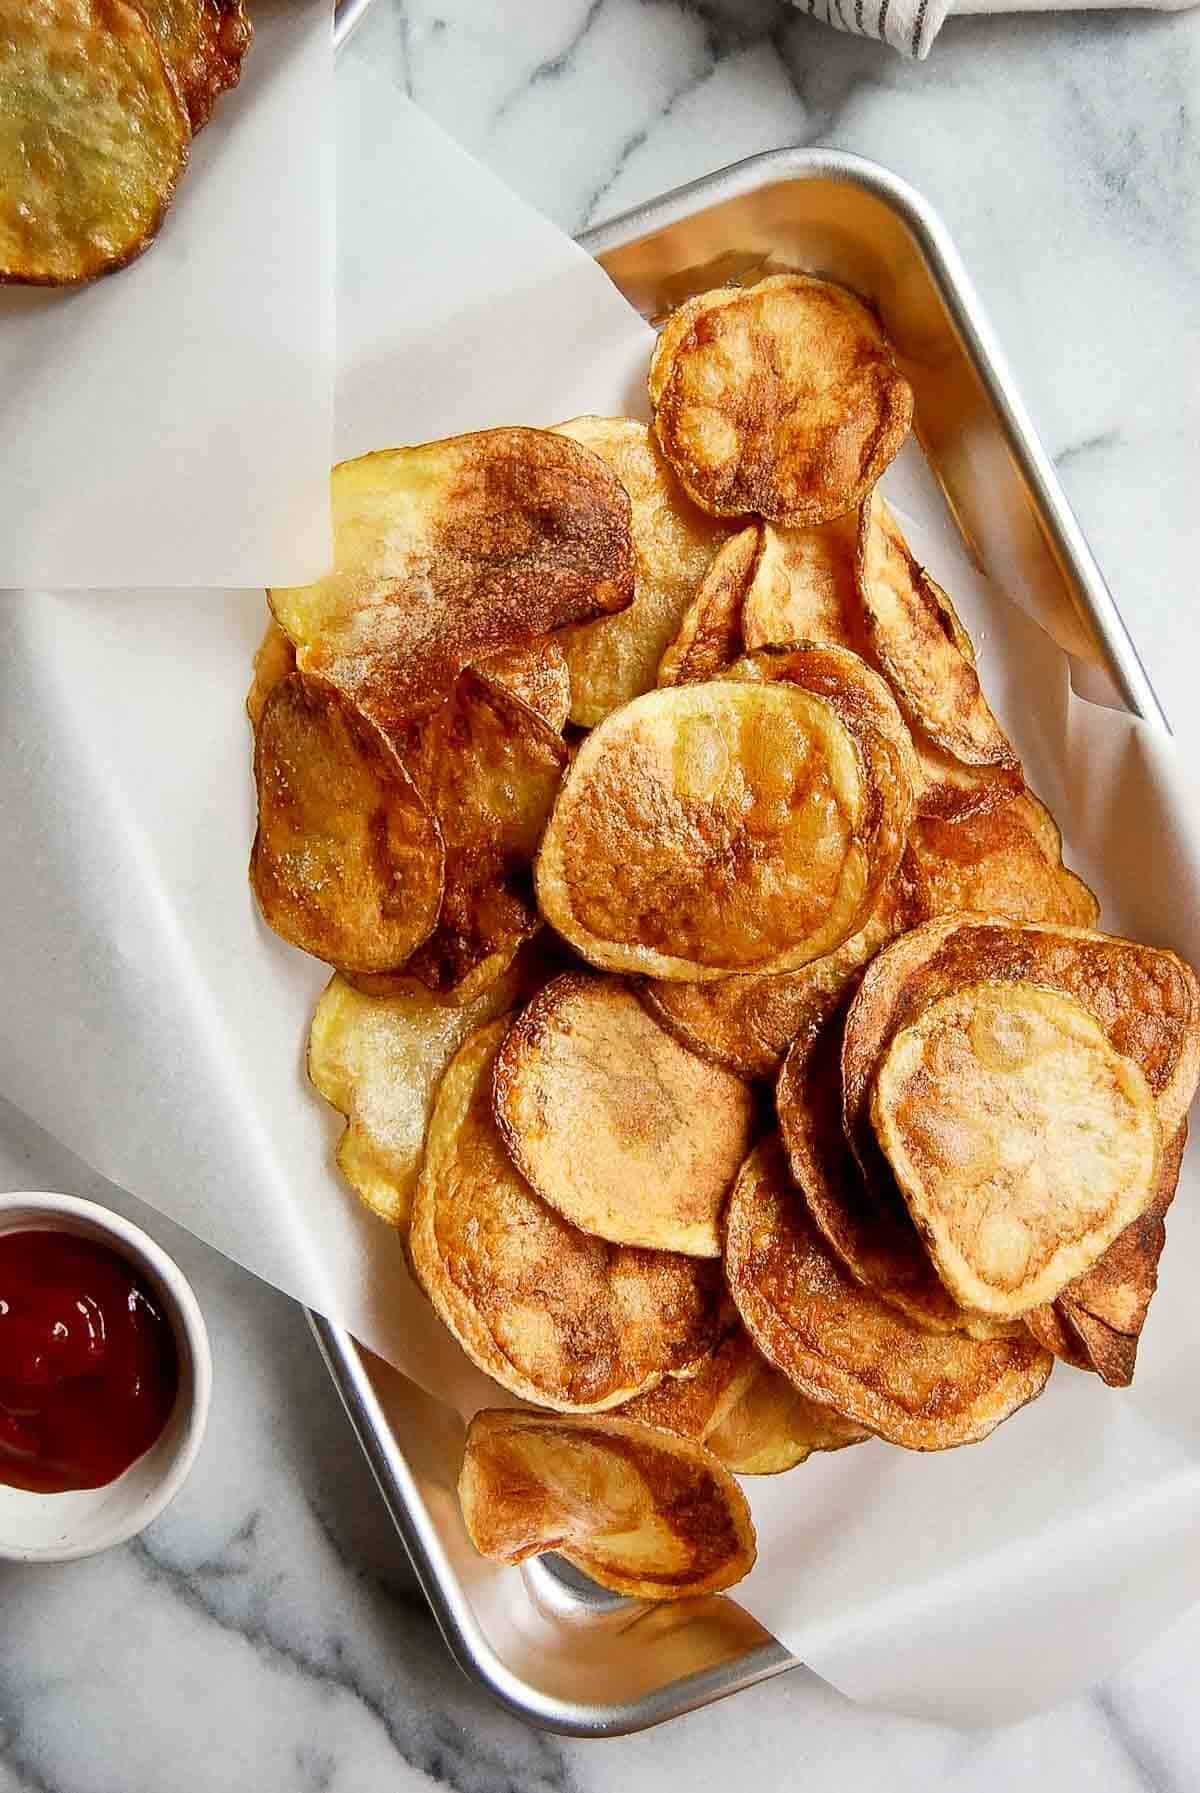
[797,0,1194,59]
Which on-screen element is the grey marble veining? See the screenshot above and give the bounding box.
[4,2,1200,1787]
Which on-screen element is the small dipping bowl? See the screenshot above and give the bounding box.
[0,1192,212,1563]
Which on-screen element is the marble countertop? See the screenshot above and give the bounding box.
[4,2,1200,1787]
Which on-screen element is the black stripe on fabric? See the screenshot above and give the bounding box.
[877,0,890,42]
[911,0,930,54]
[855,0,865,28]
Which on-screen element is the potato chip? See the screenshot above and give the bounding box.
[657,526,758,687]
[620,1325,758,1441]
[649,276,913,525]
[857,493,1019,776]
[137,0,251,133]
[250,673,443,974]
[1024,1301,1090,1369]
[904,793,1100,929]
[459,1409,756,1598]
[551,418,734,725]
[245,620,296,728]
[494,974,756,1257]
[739,515,863,655]
[1,0,190,286]
[410,1020,723,1410]
[1057,1306,1137,1388]
[397,671,568,1000]
[307,949,550,1230]
[724,1139,1053,1450]
[872,982,1160,1318]
[910,739,1024,824]
[471,636,571,732]
[536,682,880,981]
[706,1355,870,1475]
[269,430,635,733]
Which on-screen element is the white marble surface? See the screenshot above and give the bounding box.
[4,1,1200,1785]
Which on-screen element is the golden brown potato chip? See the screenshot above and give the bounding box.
[307,949,551,1230]
[269,430,635,732]
[724,1138,1053,1450]
[620,1325,758,1442]
[1,0,190,286]
[1024,1302,1090,1369]
[657,526,758,687]
[410,1020,723,1410]
[904,793,1100,929]
[536,682,880,981]
[872,982,1160,1318]
[739,515,863,655]
[250,673,443,974]
[1057,1306,1137,1387]
[911,739,1024,824]
[459,1409,756,1598]
[246,620,296,728]
[706,1355,870,1474]
[649,276,913,525]
[857,493,1019,776]
[471,636,571,733]
[396,672,568,1000]
[137,0,251,133]
[494,974,756,1257]
[551,418,734,725]
[642,883,907,1082]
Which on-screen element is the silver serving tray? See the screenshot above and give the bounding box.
[309,148,1166,1737]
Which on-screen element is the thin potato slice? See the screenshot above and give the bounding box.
[398,672,568,1000]
[740,516,863,655]
[649,276,913,525]
[494,974,756,1257]
[724,1139,1053,1450]
[1,0,190,286]
[536,682,877,981]
[857,493,1019,776]
[707,1356,870,1475]
[410,1021,723,1411]
[552,418,734,724]
[459,1410,756,1599]
[246,620,296,728]
[904,794,1100,929]
[872,982,1160,1318]
[620,1325,758,1441]
[911,738,1024,823]
[137,0,251,133]
[250,673,443,974]
[657,526,759,687]
[472,636,571,732]
[270,430,635,732]
[1058,1307,1137,1388]
[1024,1302,1090,1369]
[307,947,552,1230]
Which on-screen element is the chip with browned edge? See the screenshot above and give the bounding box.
[246,620,296,728]
[250,673,443,974]
[620,1324,758,1443]
[494,974,756,1257]
[269,430,635,732]
[649,276,913,525]
[903,793,1099,929]
[137,0,251,132]
[724,1139,1053,1449]
[472,635,571,733]
[410,1020,722,1410]
[657,526,759,688]
[460,1409,756,1598]
[707,1353,871,1474]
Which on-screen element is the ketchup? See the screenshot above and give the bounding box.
[0,1231,179,1493]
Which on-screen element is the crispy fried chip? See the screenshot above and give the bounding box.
[551,418,734,724]
[857,493,1019,776]
[649,276,913,525]
[904,793,1100,929]
[657,526,758,687]
[706,1354,870,1474]
[494,974,756,1257]
[307,948,552,1231]
[536,682,880,981]
[269,430,635,732]
[250,673,443,974]
[410,1020,722,1410]
[245,620,296,728]
[137,0,251,132]
[1,0,190,286]
[1024,1302,1090,1369]
[1057,1306,1137,1387]
[459,1409,756,1598]
[739,515,863,654]
[642,883,906,1081]
[724,1139,1053,1449]
[872,982,1161,1317]
[472,636,571,732]
[396,672,568,1000]
[910,739,1024,823]
[620,1325,758,1441]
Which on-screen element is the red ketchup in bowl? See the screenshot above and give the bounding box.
[0,1231,179,1493]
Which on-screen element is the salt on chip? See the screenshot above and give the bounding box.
[536,682,880,981]
[657,526,759,688]
[494,973,756,1258]
[649,276,913,525]
[269,430,635,733]
[137,0,251,133]
[472,635,571,732]
[250,673,443,975]
[724,1138,1053,1450]
[459,1410,756,1599]
[409,1020,723,1411]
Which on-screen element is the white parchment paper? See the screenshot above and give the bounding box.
[0,0,333,591]
[2,81,1199,1722]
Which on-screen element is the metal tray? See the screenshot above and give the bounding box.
[309,147,1166,1738]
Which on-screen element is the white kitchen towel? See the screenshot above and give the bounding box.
[797,0,1196,60]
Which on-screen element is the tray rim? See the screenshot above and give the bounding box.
[309,144,1170,1739]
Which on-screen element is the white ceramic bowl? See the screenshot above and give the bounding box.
[0,1192,212,1563]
